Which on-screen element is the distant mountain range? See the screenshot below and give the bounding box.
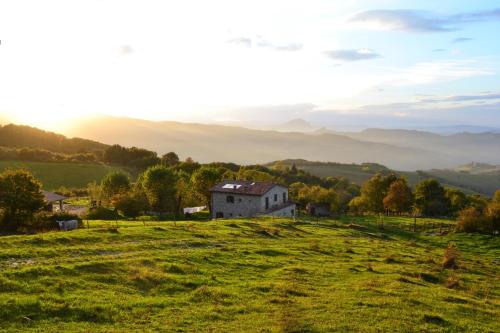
[54,115,500,171]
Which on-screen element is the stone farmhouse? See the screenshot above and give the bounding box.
[210,180,296,219]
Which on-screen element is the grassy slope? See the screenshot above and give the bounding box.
[0,161,126,190]
[0,217,498,332]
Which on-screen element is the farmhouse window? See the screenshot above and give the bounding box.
[283,192,286,203]
[265,197,269,209]
[274,194,278,202]
[227,195,235,203]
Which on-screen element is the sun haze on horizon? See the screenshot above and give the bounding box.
[1,0,500,132]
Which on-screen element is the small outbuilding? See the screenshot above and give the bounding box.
[306,203,331,217]
[42,190,67,213]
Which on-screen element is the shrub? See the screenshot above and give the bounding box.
[456,207,487,233]
[85,207,121,220]
[442,244,458,269]
[29,212,83,231]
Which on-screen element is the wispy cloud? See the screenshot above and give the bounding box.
[350,8,500,32]
[420,92,500,103]
[226,36,302,51]
[433,48,446,52]
[226,37,252,47]
[255,38,303,52]
[452,37,473,43]
[323,48,380,61]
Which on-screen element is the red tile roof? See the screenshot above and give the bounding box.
[210,180,284,196]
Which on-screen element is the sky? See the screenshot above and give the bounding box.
[0,0,500,131]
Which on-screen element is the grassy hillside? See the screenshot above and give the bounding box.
[274,159,500,196]
[0,161,126,190]
[0,217,498,332]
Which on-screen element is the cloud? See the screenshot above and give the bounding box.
[323,48,380,61]
[452,37,473,43]
[350,8,500,32]
[256,39,303,51]
[420,92,500,103]
[227,36,302,51]
[227,37,252,47]
[432,48,446,52]
[350,10,451,32]
[120,45,134,55]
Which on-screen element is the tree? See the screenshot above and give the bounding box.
[101,171,131,201]
[445,188,468,215]
[298,185,338,212]
[190,166,223,212]
[237,169,273,182]
[485,202,500,235]
[0,169,45,231]
[359,173,398,214]
[414,179,450,217]
[383,179,413,214]
[161,152,180,166]
[348,196,368,215]
[456,207,487,233]
[493,189,500,203]
[467,194,488,212]
[113,187,149,219]
[141,165,178,214]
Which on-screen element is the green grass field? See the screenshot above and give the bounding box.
[0,216,498,332]
[0,161,127,190]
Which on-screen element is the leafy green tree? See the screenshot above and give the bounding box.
[414,179,450,216]
[161,152,180,166]
[113,188,149,219]
[141,165,178,214]
[237,169,273,182]
[467,194,488,212]
[485,202,500,235]
[348,196,368,215]
[383,179,413,214]
[101,171,131,201]
[493,189,500,203]
[0,169,45,231]
[190,166,223,212]
[359,173,398,214]
[445,188,468,215]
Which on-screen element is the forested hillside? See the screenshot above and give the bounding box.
[0,124,107,154]
[273,159,500,196]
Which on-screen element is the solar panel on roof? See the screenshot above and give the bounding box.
[222,184,242,189]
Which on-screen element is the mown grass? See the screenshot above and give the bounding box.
[0,216,498,332]
[0,160,127,190]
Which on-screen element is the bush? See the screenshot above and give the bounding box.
[27,212,83,231]
[442,244,458,269]
[456,207,487,233]
[85,207,121,220]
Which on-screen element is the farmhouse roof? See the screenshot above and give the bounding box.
[42,190,67,203]
[210,180,284,196]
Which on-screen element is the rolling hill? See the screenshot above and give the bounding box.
[62,116,462,171]
[271,159,500,196]
[0,124,107,154]
[337,128,500,167]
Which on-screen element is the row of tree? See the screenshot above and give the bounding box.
[346,173,499,225]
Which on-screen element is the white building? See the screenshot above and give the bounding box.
[210,180,296,219]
